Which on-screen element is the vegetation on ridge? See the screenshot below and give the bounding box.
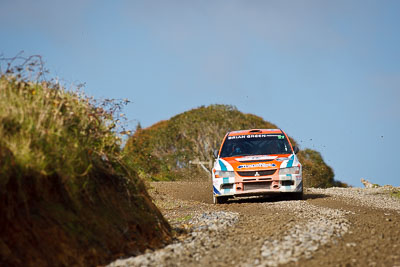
[125,104,347,188]
[0,55,171,267]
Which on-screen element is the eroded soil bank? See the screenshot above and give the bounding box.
[109,181,400,267]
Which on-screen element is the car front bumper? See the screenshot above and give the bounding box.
[213,174,303,197]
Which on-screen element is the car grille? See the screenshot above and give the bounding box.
[244,182,271,191]
[237,169,276,177]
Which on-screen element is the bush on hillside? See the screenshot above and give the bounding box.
[125,104,346,188]
[126,105,277,180]
[297,149,334,188]
[0,55,171,267]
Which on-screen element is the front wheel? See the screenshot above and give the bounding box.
[287,191,303,200]
[292,191,303,200]
[213,195,228,204]
[282,191,303,200]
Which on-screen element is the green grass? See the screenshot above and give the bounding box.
[176,214,193,222]
[390,191,400,199]
[0,75,127,183]
[0,65,172,266]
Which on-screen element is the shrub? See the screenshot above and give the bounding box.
[125,104,345,187]
[0,54,171,267]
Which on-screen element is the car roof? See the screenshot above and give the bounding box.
[227,129,283,136]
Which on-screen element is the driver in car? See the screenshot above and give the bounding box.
[231,144,243,156]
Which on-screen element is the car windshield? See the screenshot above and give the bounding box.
[220,134,293,157]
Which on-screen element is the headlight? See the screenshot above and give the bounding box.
[215,171,235,178]
[279,166,300,175]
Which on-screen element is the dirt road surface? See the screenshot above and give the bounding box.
[109,181,400,267]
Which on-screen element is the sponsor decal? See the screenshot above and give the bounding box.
[238,163,276,169]
[227,135,247,140]
[238,155,277,161]
[227,134,285,140]
[286,155,294,168]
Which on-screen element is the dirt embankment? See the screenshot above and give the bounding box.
[109,181,400,267]
[0,171,172,267]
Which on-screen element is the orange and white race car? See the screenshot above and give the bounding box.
[212,129,302,204]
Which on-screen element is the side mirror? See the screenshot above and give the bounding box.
[213,149,219,159]
[293,146,299,154]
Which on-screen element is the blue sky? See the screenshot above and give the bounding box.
[1,0,399,187]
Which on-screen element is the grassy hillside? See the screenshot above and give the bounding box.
[0,68,171,266]
[125,104,346,187]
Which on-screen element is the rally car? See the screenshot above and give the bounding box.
[212,129,302,204]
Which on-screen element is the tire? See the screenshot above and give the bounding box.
[292,191,303,200]
[213,195,228,204]
[290,182,304,200]
[281,191,303,201]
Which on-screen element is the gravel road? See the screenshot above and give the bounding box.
[108,182,400,267]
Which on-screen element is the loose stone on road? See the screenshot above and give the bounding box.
[108,181,400,267]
